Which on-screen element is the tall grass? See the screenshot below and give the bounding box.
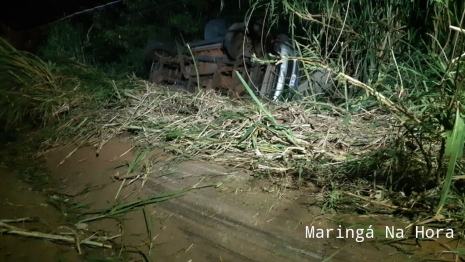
[0,28,120,129]
[0,38,65,127]
[39,22,90,64]
[247,0,465,214]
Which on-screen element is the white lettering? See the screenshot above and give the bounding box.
[425,228,435,238]
[416,226,424,238]
[446,229,454,238]
[326,228,334,238]
[336,225,344,238]
[346,228,354,239]
[416,226,454,239]
[306,226,315,238]
[305,224,383,242]
[355,228,365,242]
[306,226,334,238]
[386,226,404,238]
[366,225,374,239]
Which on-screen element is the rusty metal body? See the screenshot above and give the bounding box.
[146,19,299,101]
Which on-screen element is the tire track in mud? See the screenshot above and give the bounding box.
[43,139,410,261]
[143,161,404,262]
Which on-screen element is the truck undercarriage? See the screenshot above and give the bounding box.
[146,18,299,102]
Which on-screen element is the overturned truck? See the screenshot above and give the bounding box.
[146,18,299,102]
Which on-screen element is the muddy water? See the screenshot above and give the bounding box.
[0,138,463,261]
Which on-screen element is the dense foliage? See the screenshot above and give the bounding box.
[39,0,253,77]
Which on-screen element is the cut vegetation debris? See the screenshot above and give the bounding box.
[51,78,407,193]
[79,186,204,223]
[0,218,113,253]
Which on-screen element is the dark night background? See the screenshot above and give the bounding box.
[0,0,112,52]
[0,0,458,82]
[0,0,227,53]
[0,0,112,30]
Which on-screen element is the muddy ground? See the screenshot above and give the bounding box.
[0,137,463,261]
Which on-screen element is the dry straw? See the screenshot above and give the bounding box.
[50,77,397,184]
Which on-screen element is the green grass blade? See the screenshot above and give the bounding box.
[436,107,465,215]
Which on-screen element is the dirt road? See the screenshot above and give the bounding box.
[0,137,458,261]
